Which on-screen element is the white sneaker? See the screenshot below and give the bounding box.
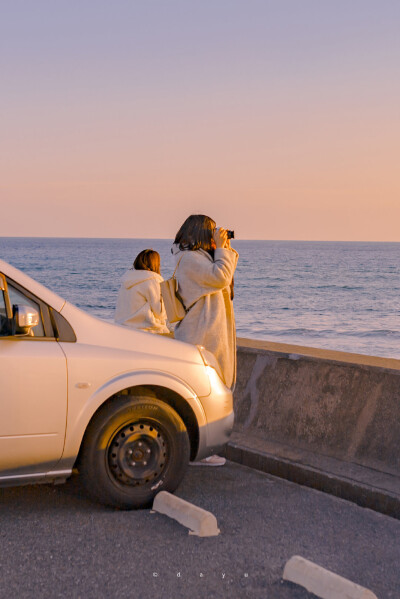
[189,455,226,467]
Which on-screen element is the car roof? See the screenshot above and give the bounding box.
[0,259,65,312]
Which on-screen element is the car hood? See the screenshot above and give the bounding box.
[60,300,203,366]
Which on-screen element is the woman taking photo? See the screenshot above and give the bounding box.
[172,215,238,466]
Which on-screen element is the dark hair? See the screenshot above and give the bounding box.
[174,214,216,251]
[133,249,161,274]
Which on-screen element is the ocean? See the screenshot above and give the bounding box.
[1,237,399,359]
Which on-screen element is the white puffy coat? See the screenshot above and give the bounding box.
[114,269,169,334]
[173,246,239,389]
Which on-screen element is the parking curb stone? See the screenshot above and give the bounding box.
[283,555,378,599]
[152,491,220,537]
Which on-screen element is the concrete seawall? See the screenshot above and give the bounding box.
[223,338,400,518]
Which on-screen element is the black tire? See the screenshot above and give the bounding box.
[79,395,190,509]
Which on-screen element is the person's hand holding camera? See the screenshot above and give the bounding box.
[214,227,229,249]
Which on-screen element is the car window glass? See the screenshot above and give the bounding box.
[0,291,11,336]
[7,285,45,337]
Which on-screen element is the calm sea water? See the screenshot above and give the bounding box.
[1,237,399,359]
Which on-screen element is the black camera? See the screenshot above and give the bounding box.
[226,230,235,239]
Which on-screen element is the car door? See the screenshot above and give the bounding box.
[0,275,67,477]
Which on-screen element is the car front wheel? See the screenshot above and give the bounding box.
[79,395,190,509]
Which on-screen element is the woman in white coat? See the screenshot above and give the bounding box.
[115,249,169,334]
[172,215,238,465]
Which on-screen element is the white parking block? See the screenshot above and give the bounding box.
[283,556,378,599]
[152,491,220,537]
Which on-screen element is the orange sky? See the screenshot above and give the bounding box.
[2,1,399,241]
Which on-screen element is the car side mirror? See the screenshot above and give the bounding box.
[13,305,40,335]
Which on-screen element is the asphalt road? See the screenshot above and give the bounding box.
[0,461,399,599]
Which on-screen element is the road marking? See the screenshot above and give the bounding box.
[283,555,378,599]
[152,491,220,537]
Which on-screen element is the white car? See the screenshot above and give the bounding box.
[0,259,234,508]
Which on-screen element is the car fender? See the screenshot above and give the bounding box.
[62,369,207,468]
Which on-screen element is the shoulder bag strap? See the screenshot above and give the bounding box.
[172,254,184,279]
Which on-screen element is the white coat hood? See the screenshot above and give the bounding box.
[115,269,169,334]
[121,269,164,290]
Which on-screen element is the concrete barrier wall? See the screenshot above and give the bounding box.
[234,338,400,477]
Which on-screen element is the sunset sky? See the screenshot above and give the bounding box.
[2,1,399,241]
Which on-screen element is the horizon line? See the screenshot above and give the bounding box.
[0,236,399,244]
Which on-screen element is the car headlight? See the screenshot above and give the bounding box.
[197,345,225,383]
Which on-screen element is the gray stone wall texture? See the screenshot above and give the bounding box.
[234,339,400,476]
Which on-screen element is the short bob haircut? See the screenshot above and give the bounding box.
[174,214,216,252]
[133,249,161,274]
